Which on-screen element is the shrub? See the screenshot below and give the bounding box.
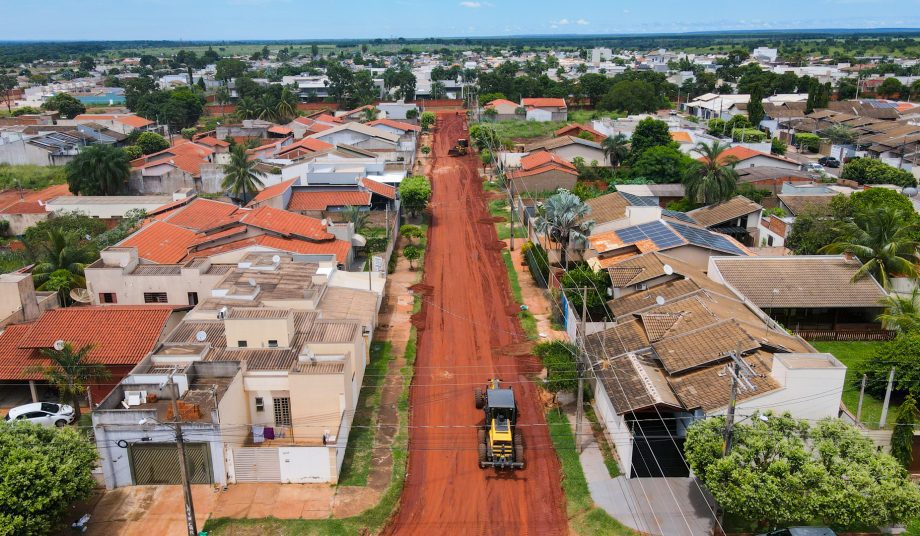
[421,145,431,154]
[771,138,787,155]
[841,157,916,187]
[731,128,766,142]
[795,133,821,152]
[533,341,579,393]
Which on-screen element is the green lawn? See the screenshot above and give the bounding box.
[810,341,899,429]
[545,408,636,535]
[501,249,538,340]
[488,120,569,144]
[337,341,393,486]
[567,110,623,124]
[584,406,620,477]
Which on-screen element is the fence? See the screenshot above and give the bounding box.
[793,329,895,341]
[524,245,549,288]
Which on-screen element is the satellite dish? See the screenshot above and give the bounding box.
[69,288,92,303]
[195,330,208,342]
[53,339,65,351]
[655,296,665,306]
[321,218,328,226]
[248,278,257,287]
[119,259,129,268]
[663,264,673,275]
[271,254,281,264]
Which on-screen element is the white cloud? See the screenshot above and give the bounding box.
[551,18,571,25]
[576,18,589,25]
[460,1,481,7]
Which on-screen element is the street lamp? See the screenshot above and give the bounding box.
[139,373,198,536]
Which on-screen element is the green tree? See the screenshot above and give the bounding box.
[771,138,787,155]
[256,93,278,122]
[786,203,847,255]
[180,127,197,140]
[685,413,920,530]
[534,189,594,269]
[277,86,298,122]
[878,289,920,334]
[561,265,610,309]
[747,86,765,126]
[134,131,169,155]
[65,144,130,196]
[682,141,739,204]
[221,144,265,204]
[399,175,432,218]
[41,93,85,119]
[0,422,98,535]
[878,77,906,99]
[820,206,919,289]
[629,118,673,160]
[892,395,917,468]
[823,124,857,145]
[632,145,694,184]
[0,74,17,113]
[841,157,916,187]
[236,96,257,120]
[215,58,246,82]
[598,79,666,115]
[601,133,629,168]
[403,244,423,270]
[420,111,436,131]
[858,333,920,397]
[25,343,110,421]
[123,145,142,160]
[30,228,93,304]
[533,341,579,394]
[399,224,423,244]
[578,73,612,107]
[215,85,231,117]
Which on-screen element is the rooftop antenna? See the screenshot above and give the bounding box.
[663,264,673,275]
[271,254,281,264]
[53,339,65,351]
[195,330,207,342]
[248,278,257,287]
[655,296,665,306]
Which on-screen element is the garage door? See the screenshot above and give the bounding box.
[129,443,213,485]
[232,447,281,483]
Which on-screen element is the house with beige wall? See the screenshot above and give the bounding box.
[91,253,380,487]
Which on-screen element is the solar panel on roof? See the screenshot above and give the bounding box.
[614,220,684,249]
[620,192,658,207]
[663,210,697,224]
[669,222,745,255]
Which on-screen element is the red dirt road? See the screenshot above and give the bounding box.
[387,113,568,534]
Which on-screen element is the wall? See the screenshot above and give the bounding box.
[551,145,607,166]
[510,171,577,196]
[129,168,195,194]
[278,446,333,483]
[242,373,290,429]
[0,211,49,235]
[0,140,55,166]
[85,266,226,306]
[46,199,169,219]
[593,381,633,477]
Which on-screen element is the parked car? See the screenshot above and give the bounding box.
[758,528,836,536]
[803,162,825,174]
[818,156,840,168]
[3,402,75,427]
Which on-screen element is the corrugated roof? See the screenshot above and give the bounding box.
[288,190,371,211]
[120,221,201,263]
[687,195,762,228]
[247,179,296,207]
[241,206,334,240]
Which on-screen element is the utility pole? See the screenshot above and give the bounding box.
[508,188,515,251]
[880,367,896,428]
[168,372,198,536]
[721,349,758,457]
[574,287,589,453]
[856,374,867,424]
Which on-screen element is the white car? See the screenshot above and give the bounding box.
[4,402,75,427]
[804,162,825,174]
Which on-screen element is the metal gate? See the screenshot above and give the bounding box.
[232,447,281,482]
[129,443,212,485]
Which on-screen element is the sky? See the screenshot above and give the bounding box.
[2,0,920,41]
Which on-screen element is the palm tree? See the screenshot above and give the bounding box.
[31,229,93,306]
[877,289,920,333]
[601,133,629,168]
[65,144,130,196]
[236,96,257,120]
[819,206,920,290]
[25,343,110,421]
[222,144,265,205]
[534,189,594,269]
[683,141,739,205]
[256,94,278,122]
[277,87,298,122]
[342,205,370,233]
[362,106,378,123]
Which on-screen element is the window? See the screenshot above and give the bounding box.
[187,292,199,306]
[767,235,774,246]
[255,397,264,412]
[99,293,117,304]
[267,340,278,348]
[237,340,248,348]
[143,292,168,303]
[273,397,291,427]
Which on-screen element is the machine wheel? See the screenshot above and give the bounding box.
[54,419,67,428]
[514,430,525,468]
[474,388,485,409]
[478,442,487,468]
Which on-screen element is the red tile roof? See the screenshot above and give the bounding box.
[554,123,606,140]
[115,115,155,129]
[360,178,397,200]
[188,234,351,263]
[0,200,46,214]
[520,150,576,171]
[367,119,421,132]
[341,104,376,118]
[268,125,293,136]
[485,99,519,109]
[699,146,796,166]
[295,114,342,125]
[276,138,333,157]
[522,98,567,109]
[195,136,230,148]
[131,141,215,177]
[288,191,371,211]
[247,179,296,207]
[509,164,578,179]
[147,195,197,217]
[191,225,248,246]
[159,198,244,232]
[119,220,201,263]
[240,205,334,240]
[0,306,181,378]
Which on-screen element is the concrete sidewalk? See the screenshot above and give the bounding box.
[574,409,717,536]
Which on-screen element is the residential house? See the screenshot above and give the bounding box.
[366,119,420,144]
[0,305,188,405]
[684,93,750,121]
[0,183,71,235]
[707,255,887,332]
[580,190,698,236]
[521,98,567,122]
[44,190,193,221]
[287,114,343,139]
[287,190,372,220]
[128,140,220,194]
[71,114,156,135]
[0,131,85,166]
[687,195,763,246]
[484,99,520,121]
[337,105,378,123]
[698,146,801,171]
[554,123,606,142]
[611,184,686,208]
[377,101,419,121]
[92,253,381,487]
[308,122,411,164]
[0,272,58,329]
[522,136,607,166]
[587,251,845,478]
[506,151,578,196]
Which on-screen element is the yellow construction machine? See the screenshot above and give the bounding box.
[475,379,524,469]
